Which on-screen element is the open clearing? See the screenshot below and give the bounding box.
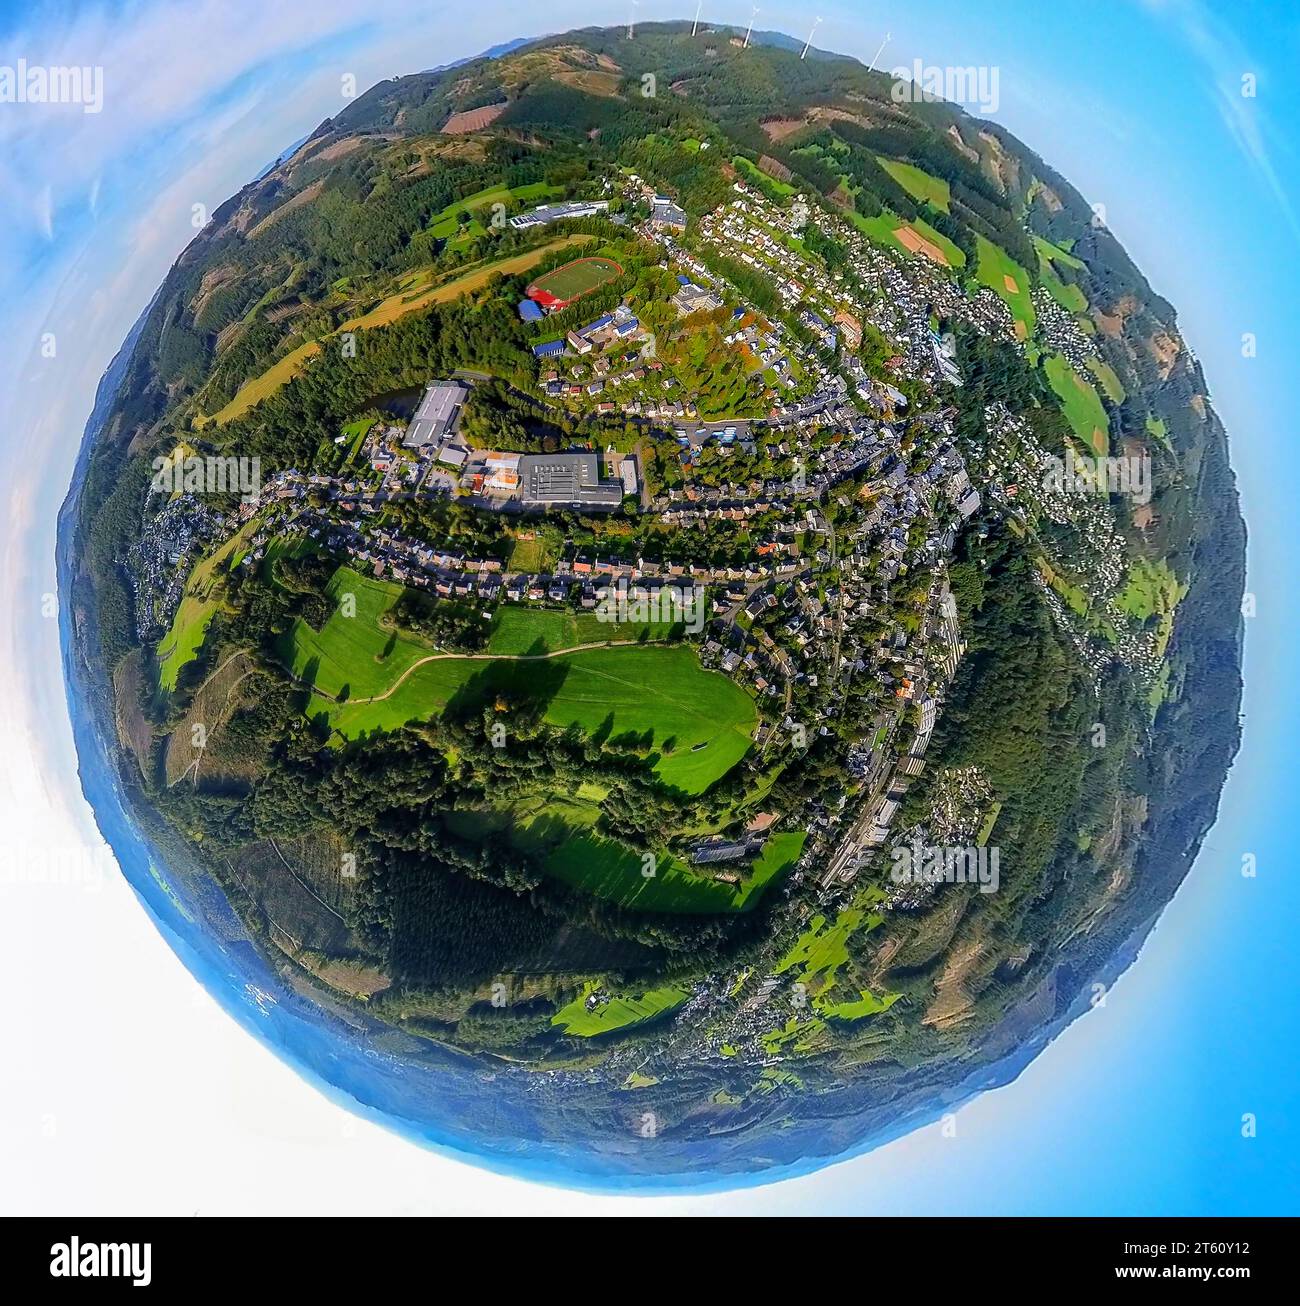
[286,568,757,792]
[551,981,688,1036]
[974,235,1035,338]
[1043,353,1109,453]
[877,157,951,212]
[446,802,804,914]
[486,606,677,655]
[1034,235,1088,313]
[427,180,559,245]
[847,208,965,268]
[157,519,260,691]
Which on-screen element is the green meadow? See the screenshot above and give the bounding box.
[1043,353,1110,454]
[428,180,559,245]
[551,981,689,1036]
[877,156,951,212]
[1034,236,1088,313]
[846,207,965,268]
[485,605,677,655]
[774,891,896,1021]
[156,519,260,691]
[447,803,804,914]
[974,235,1035,337]
[285,568,757,793]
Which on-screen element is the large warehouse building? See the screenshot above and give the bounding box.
[516,452,624,509]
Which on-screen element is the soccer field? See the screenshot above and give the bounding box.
[526,255,623,309]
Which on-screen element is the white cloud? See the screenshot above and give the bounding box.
[1137,0,1300,243]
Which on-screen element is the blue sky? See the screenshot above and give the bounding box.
[0,0,1295,1214]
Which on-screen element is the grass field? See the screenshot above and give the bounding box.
[1086,355,1127,404]
[846,208,965,268]
[1034,235,1089,314]
[156,520,260,691]
[427,181,559,245]
[1043,353,1109,453]
[207,237,592,424]
[543,828,804,913]
[311,643,757,792]
[486,606,677,655]
[774,893,895,1022]
[974,235,1035,338]
[732,155,797,198]
[286,568,757,792]
[1146,415,1171,448]
[551,981,689,1036]
[1116,557,1186,659]
[448,802,803,914]
[526,255,624,308]
[282,567,432,699]
[877,157,950,212]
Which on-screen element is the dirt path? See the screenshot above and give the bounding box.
[294,636,667,706]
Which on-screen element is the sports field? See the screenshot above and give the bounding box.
[526,255,624,310]
[974,235,1035,338]
[1043,353,1109,453]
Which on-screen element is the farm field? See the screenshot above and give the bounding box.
[877,156,951,212]
[526,255,624,309]
[552,981,689,1036]
[1043,353,1109,453]
[974,235,1035,337]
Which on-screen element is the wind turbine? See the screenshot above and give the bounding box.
[627,0,637,40]
[692,0,703,37]
[870,32,892,71]
[800,16,822,60]
[743,6,758,49]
